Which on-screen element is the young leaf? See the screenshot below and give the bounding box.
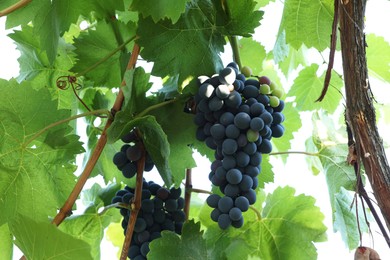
[148,220,208,259]
[0,80,84,225]
[257,154,274,189]
[277,0,334,50]
[288,64,343,113]
[10,214,92,260]
[72,20,136,88]
[366,34,390,82]
[9,26,76,109]
[136,0,225,89]
[130,0,191,24]
[238,37,266,76]
[333,187,368,250]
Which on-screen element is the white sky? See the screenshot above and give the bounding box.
[1,0,390,259]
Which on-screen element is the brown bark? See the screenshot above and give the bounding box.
[339,0,390,233]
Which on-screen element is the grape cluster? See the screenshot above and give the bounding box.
[112,129,155,179]
[194,62,285,229]
[112,180,186,259]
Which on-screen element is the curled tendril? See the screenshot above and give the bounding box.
[55,75,92,112]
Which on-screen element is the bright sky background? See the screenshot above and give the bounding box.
[1,0,390,259]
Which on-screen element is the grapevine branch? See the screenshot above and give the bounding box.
[51,43,140,226]
[120,131,145,260]
[184,168,193,220]
[0,0,31,17]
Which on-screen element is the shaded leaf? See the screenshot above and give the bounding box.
[136,0,225,89]
[148,220,207,259]
[10,214,92,260]
[130,0,190,23]
[72,20,136,88]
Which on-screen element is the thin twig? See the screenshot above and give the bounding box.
[249,205,261,220]
[0,0,31,17]
[51,44,140,226]
[120,129,145,260]
[184,169,192,220]
[189,188,213,195]
[269,151,319,156]
[23,109,109,147]
[316,0,339,102]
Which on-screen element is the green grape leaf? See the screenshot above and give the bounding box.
[148,220,208,259]
[108,115,173,187]
[278,0,334,50]
[9,26,77,109]
[0,224,12,260]
[72,20,136,88]
[272,102,301,153]
[278,45,308,76]
[288,64,343,113]
[304,137,323,175]
[136,0,225,90]
[59,208,119,260]
[81,183,122,209]
[10,214,92,260]
[366,34,390,82]
[273,29,290,63]
[257,155,274,189]
[0,80,84,225]
[226,186,327,259]
[238,37,266,76]
[215,0,264,37]
[151,100,200,186]
[255,0,276,9]
[107,67,155,143]
[333,187,368,250]
[130,0,190,23]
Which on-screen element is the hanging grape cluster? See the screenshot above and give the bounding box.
[112,129,155,179]
[194,62,285,229]
[112,180,186,260]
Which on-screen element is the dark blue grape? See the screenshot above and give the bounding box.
[229,207,242,221]
[219,67,236,85]
[218,214,231,229]
[243,189,257,204]
[156,188,170,200]
[250,103,265,117]
[140,242,150,257]
[207,194,221,208]
[234,196,250,212]
[231,217,244,228]
[258,139,272,154]
[272,112,284,124]
[260,112,273,125]
[126,144,142,161]
[224,184,240,197]
[242,85,259,99]
[250,152,262,166]
[122,162,137,178]
[243,142,257,155]
[208,96,224,111]
[216,84,231,99]
[271,124,285,138]
[164,199,178,212]
[210,124,226,140]
[128,245,140,259]
[225,124,240,139]
[222,155,236,170]
[239,175,253,192]
[121,131,137,143]
[225,91,242,108]
[198,83,215,99]
[245,78,260,87]
[218,196,234,213]
[234,112,251,130]
[222,139,238,155]
[134,218,147,233]
[219,112,235,126]
[236,151,250,167]
[113,152,128,168]
[250,117,265,132]
[226,168,242,184]
[211,208,221,222]
[141,199,154,213]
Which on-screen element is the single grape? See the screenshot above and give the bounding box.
[218,196,234,213]
[234,112,251,130]
[229,207,243,221]
[225,124,240,139]
[199,83,215,99]
[234,196,250,212]
[210,124,226,140]
[141,199,154,213]
[156,188,170,200]
[207,194,221,208]
[222,139,238,155]
[126,144,142,162]
[257,76,271,86]
[239,175,253,192]
[224,184,240,197]
[241,66,252,77]
[113,152,128,168]
[208,96,224,111]
[128,245,140,259]
[121,131,137,143]
[134,218,147,233]
[246,129,260,143]
[272,112,285,124]
[211,208,222,222]
[258,139,272,154]
[219,67,236,85]
[219,112,235,126]
[218,214,232,229]
[226,168,242,184]
[236,151,250,167]
[216,84,231,99]
[242,85,258,99]
[140,242,150,257]
[250,117,265,132]
[164,199,178,212]
[269,96,280,108]
[259,84,271,94]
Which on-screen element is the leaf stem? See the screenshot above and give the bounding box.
[269,151,319,157]
[135,98,177,118]
[98,202,131,216]
[189,188,213,195]
[0,0,31,17]
[76,35,137,77]
[249,205,262,220]
[23,109,110,147]
[229,36,242,69]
